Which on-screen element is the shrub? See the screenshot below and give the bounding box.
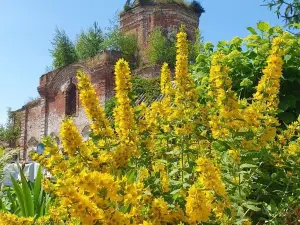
[2,30,299,225]
[75,22,104,60]
[0,109,20,148]
[104,28,137,61]
[50,28,78,69]
[146,28,176,67]
[0,166,52,223]
[192,21,300,125]
[189,0,205,16]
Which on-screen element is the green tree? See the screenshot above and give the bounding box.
[263,0,300,32]
[146,28,176,67]
[104,27,137,57]
[0,109,20,148]
[76,22,104,60]
[50,28,78,68]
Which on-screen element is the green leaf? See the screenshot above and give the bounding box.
[247,27,257,35]
[240,78,253,87]
[39,199,45,216]
[19,166,34,217]
[0,198,7,212]
[45,194,51,215]
[170,189,181,195]
[244,204,261,212]
[33,166,42,215]
[240,163,257,169]
[7,189,17,213]
[284,54,292,62]
[169,169,179,176]
[279,112,296,124]
[10,174,26,216]
[257,21,271,32]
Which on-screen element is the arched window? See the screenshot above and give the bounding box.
[66,83,77,116]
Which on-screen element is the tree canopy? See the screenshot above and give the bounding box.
[263,0,300,33]
[0,108,20,148]
[50,28,78,69]
[76,22,104,60]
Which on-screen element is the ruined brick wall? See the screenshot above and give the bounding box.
[15,51,121,160]
[14,3,200,160]
[26,104,42,145]
[15,100,42,158]
[40,50,120,140]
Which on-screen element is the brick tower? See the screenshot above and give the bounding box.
[120,0,200,64]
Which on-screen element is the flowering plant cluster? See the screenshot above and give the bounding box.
[192,22,300,125]
[1,29,299,225]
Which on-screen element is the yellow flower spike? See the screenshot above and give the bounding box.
[160,62,172,95]
[253,36,285,112]
[196,157,227,197]
[186,185,213,223]
[60,118,83,156]
[77,70,113,137]
[0,212,34,225]
[175,31,197,105]
[228,149,241,164]
[208,53,242,139]
[113,58,138,167]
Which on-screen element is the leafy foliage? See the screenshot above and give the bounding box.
[103,27,137,60]
[131,76,161,101]
[147,28,204,67]
[50,28,78,69]
[189,0,205,16]
[192,22,300,125]
[0,166,51,219]
[0,109,20,148]
[0,148,19,181]
[146,28,177,67]
[75,22,104,60]
[263,0,300,33]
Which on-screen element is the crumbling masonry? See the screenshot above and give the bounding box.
[14,1,199,160]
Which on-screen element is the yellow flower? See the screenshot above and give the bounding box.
[160,62,172,95]
[139,167,149,181]
[77,70,113,137]
[0,212,34,225]
[242,219,252,225]
[60,119,83,156]
[196,157,227,197]
[228,149,241,163]
[186,185,213,223]
[113,58,138,167]
[151,198,171,223]
[232,176,239,184]
[175,31,197,105]
[253,37,284,111]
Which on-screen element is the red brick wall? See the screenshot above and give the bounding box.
[47,91,66,137]
[120,3,199,64]
[26,104,42,144]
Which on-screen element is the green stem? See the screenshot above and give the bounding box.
[181,137,184,187]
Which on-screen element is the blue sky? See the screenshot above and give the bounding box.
[0,0,283,124]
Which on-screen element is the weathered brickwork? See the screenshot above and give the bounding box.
[15,51,121,159]
[120,2,199,64]
[15,2,199,160]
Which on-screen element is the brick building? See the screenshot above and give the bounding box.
[14,1,200,160]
